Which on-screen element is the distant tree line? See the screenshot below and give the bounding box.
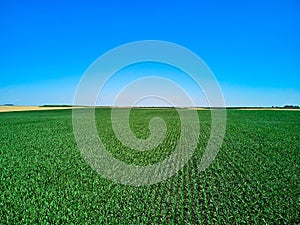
[283,105,300,109]
[40,105,73,107]
[272,105,300,109]
[2,104,14,106]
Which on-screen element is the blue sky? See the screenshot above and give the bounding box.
[0,0,299,106]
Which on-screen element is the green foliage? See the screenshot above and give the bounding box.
[0,109,299,224]
[283,105,300,109]
[39,105,73,107]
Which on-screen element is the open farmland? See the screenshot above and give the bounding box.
[0,108,299,224]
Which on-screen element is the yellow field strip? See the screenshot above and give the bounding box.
[0,106,84,113]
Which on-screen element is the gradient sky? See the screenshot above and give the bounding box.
[0,0,299,106]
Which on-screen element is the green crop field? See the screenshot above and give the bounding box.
[1,108,299,224]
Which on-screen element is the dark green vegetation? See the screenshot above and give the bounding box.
[283,105,300,109]
[39,105,73,107]
[1,109,299,224]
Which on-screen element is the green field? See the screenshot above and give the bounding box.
[1,108,299,224]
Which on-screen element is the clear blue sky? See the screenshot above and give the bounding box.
[0,0,299,106]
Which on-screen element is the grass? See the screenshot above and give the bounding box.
[0,108,299,224]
